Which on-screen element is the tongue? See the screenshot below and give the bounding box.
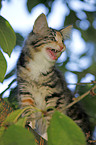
[47,49,57,60]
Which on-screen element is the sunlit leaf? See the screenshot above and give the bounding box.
[0,50,7,82]
[2,109,23,126]
[26,125,48,145]
[0,16,16,56]
[1,125,37,145]
[48,111,86,145]
[16,117,27,127]
[0,127,5,138]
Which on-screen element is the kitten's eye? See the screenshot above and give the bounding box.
[49,37,56,41]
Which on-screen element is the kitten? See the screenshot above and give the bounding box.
[17,13,91,142]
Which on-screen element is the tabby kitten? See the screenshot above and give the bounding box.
[17,14,91,142]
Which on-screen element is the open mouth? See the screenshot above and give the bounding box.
[46,48,61,60]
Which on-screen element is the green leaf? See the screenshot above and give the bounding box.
[27,0,39,13]
[16,33,24,46]
[0,16,16,56]
[48,111,86,145]
[0,50,7,82]
[1,125,37,145]
[27,0,50,13]
[82,94,96,128]
[26,125,48,145]
[16,117,27,127]
[2,109,24,126]
[0,127,5,138]
[78,85,96,128]
[0,0,2,9]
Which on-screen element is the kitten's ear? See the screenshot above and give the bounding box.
[33,13,48,34]
[60,25,73,40]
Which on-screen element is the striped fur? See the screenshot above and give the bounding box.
[17,14,91,142]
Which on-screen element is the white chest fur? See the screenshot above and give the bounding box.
[27,51,53,81]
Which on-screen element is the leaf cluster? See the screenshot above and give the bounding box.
[0,16,16,82]
[0,103,87,145]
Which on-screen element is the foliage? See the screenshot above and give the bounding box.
[0,16,16,56]
[47,111,86,145]
[0,51,7,82]
[27,0,54,13]
[0,15,16,82]
[16,33,24,47]
[78,85,96,129]
[0,125,37,145]
[0,0,2,9]
[0,105,86,145]
[0,86,96,144]
[0,97,13,126]
[0,0,96,144]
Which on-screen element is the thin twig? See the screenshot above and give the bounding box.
[67,81,96,85]
[61,85,96,112]
[0,79,16,96]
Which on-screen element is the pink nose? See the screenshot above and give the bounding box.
[59,44,64,51]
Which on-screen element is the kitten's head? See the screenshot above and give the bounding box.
[28,13,72,63]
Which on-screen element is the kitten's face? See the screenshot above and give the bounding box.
[29,13,72,63]
[41,31,66,62]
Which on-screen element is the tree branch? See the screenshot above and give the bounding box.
[67,81,96,86]
[61,85,96,112]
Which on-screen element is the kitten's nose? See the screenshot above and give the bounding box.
[59,43,64,51]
